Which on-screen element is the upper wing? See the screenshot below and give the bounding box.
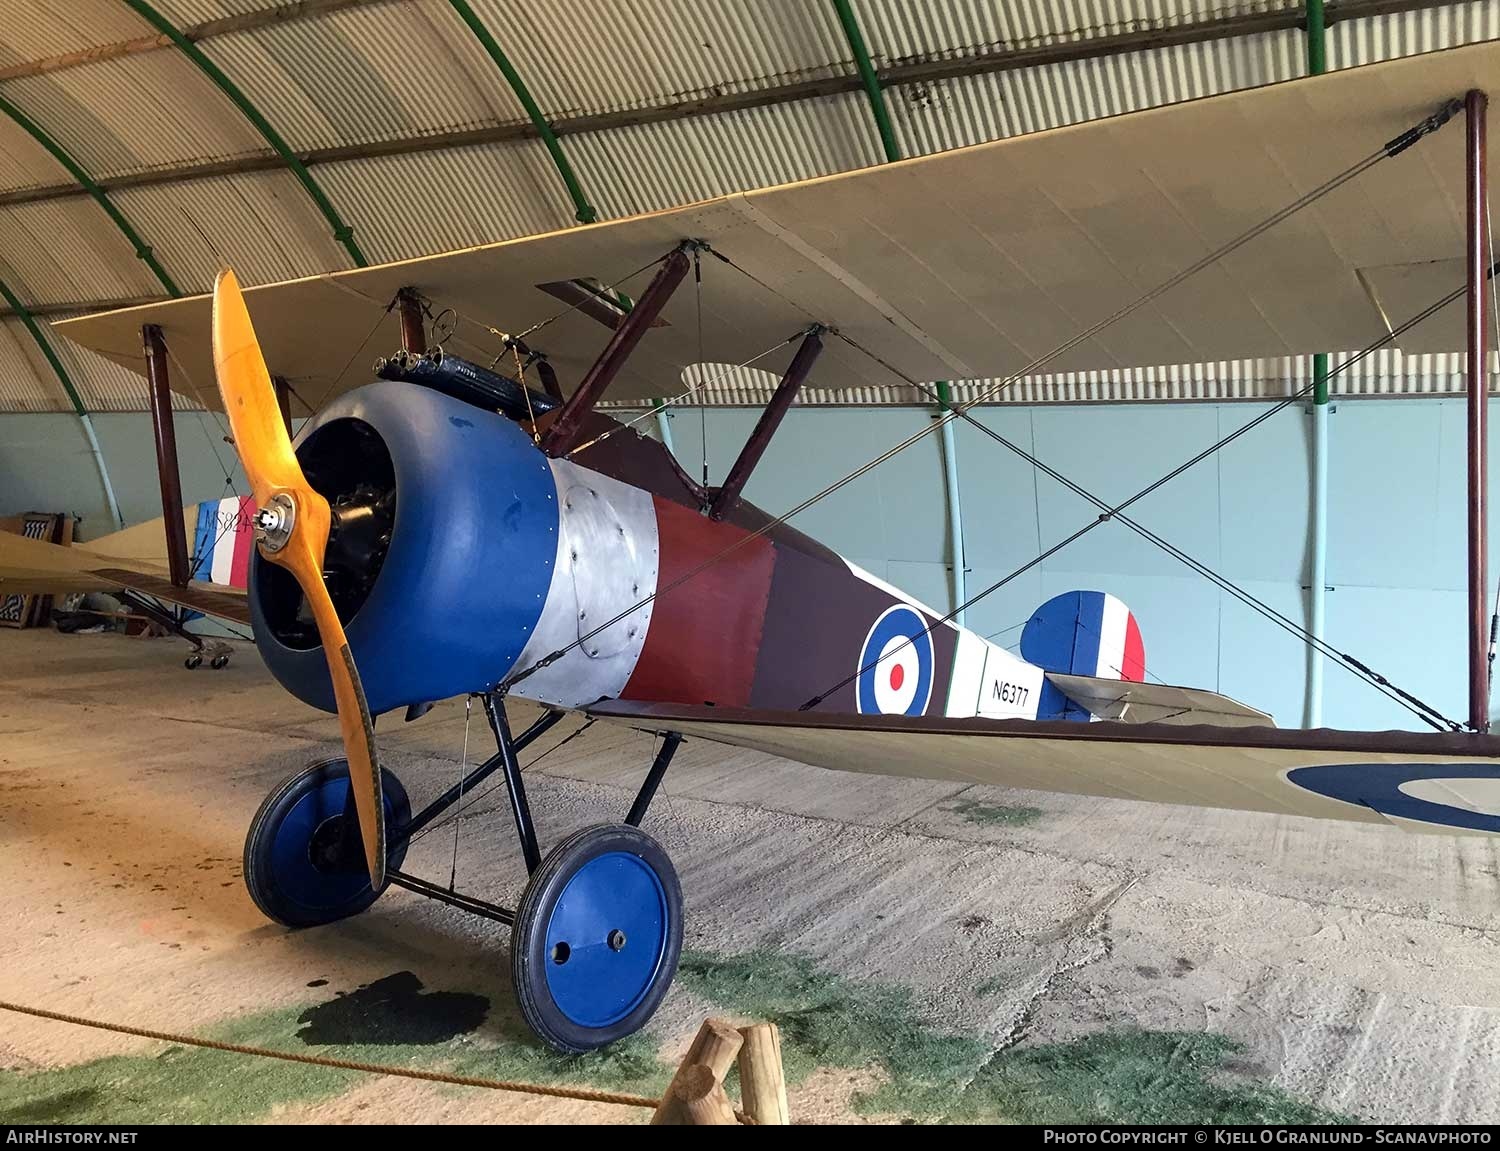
[587,700,1500,833]
[1046,673,1274,727]
[55,40,1497,406]
[0,528,251,624]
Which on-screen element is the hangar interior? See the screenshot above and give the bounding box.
[2,0,1500,1128]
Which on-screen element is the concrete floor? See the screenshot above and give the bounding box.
[2,628,1498,1124]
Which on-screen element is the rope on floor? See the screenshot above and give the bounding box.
[0,999,659,1111]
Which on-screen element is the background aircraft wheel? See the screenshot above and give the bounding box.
[511,824,682,1054]
[210,652,230,670]
[184,653,202,670]
[243,758,410,928]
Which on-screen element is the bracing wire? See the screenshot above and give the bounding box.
[448,696,472,893]
[566,330,805,457]
[525,262,1495,731]
[446,252,671,357]
[802,276,1494,729]
[406,717,597,849]
[309,298,396,414]
[501,101,1464,720]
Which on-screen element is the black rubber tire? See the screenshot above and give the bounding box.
[184,654,202,670]
[210,653,230,670]
[511,824,683,1054]
[243,757,410,928]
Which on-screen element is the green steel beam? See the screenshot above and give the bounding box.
[0,91,180,297]
[1306,0,1328,76]
[120,0,367,267]
[831,0,900,163]
[446,0,596,223]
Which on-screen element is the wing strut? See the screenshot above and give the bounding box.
[541,246,691,457]
[143,323,190,588]
[708,326,824,520]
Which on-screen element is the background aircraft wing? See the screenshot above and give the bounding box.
[0,519,252,625]
[54,39,1499,408]
[587,699,1500,833]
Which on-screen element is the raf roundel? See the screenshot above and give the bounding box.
[857,605,935,716]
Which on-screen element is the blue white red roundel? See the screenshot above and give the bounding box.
[857,605,934,716]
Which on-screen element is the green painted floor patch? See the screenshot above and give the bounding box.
[0,975,668,1124]
[949,798,1045,826]
[678,950,986,1089]
[679,950,1348,1125]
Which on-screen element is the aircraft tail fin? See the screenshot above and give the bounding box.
[1020,590,1145,720]
[75,497,258,594]
[188,496,257,589]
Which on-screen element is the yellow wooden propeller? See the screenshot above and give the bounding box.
[211,268,386,889]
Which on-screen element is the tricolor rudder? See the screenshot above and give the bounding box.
[1021,590,1146,720]
[191,496,257,588]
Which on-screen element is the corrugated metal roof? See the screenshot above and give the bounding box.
[0,115,73,193]
[37,308,148,412]
[314,139,569,261]
[0,313,64,411]
[201,0,529,153]
[1333,0,1500,63]
[0,0,152,66]
[0,197,162,305]
[0,0,1493,412]
[856,0,1301,61]
[602,348,1500,407]
[114,170,350,291]
[0,54,265,180]
[567,92,884,218]
[466,0,853,118]
[150,0,287,23]
[891,26,1300,153]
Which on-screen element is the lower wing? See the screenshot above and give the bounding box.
[588,700,1500,836]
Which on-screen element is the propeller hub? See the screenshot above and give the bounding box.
[254,492,296,553]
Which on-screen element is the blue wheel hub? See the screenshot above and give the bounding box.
[542,852,670,1029]
[269,774,387,913]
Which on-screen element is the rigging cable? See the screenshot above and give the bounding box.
[705,100,1458,417]
[448,696,472,893]
[799,276,1496,730]
[446,252,671,360]
[828,327,1460,726]
[566,330,805,457]
[500,102,1464,696]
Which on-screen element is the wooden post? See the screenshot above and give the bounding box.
[651,1018,743,1125]
[737,1023,789,1124]
[659,1064,737,1125]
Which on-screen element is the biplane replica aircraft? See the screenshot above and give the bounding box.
[8,38,1499,1053]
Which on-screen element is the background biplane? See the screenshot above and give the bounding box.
[22,39,1500,1053]
[0,499,255,665]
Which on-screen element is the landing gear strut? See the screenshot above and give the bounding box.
[240,693,685,1052]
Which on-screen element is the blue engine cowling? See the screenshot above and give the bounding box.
[249,380,559,715]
